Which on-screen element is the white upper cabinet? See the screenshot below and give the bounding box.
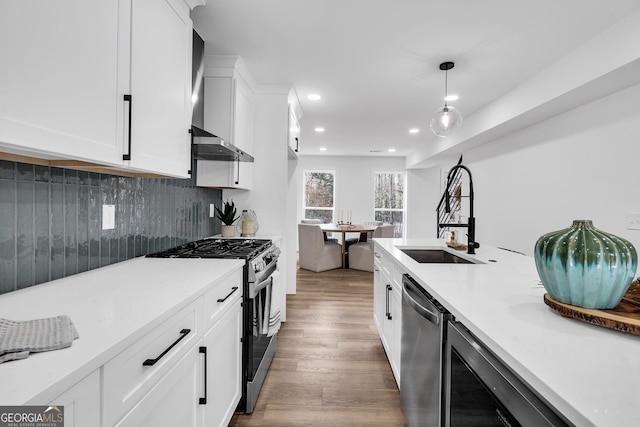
[197,159,253,190]
[0,0,124,164]
[287,90,302,159]
[0,0,194,178]
[197,56,255,189]
[202,57,254,152]
[126,0,193,177]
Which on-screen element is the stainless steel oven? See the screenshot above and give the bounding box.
[147,238,280,414]
[244,243,280,413]
[445,321,571,427]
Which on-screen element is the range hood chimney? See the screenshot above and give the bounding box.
[191,31,254,163]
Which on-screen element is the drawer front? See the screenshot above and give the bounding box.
[392,260,406,290]
[203,267,243,330]
[374,245,393,278]
[103,300,202,426]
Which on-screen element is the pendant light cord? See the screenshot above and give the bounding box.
[444,68,448,108]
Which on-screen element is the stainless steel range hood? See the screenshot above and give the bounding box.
[191,126,254,162]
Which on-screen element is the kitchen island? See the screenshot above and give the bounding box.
[375,238,640,427]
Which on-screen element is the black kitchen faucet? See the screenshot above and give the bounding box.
[440,163,480,255]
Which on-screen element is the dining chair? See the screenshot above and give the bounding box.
[298,224,343,272]
[349,224,394,272]
[344,220,384,250]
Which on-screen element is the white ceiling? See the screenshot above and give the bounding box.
[192,1,640,159]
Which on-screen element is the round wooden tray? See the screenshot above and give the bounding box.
[544,280,640,335]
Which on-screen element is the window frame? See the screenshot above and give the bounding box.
[373,170,407,238]
[302,169,336,223]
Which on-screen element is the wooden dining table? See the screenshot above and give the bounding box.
[319,223,377,268]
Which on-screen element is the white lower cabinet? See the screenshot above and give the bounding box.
[199,291,242,426]
[115,349,199,427]
[390,282,402,381]
[37,266,244,427]
[50,370,101,427]
[103,301,202,426]
[373,243,402,386]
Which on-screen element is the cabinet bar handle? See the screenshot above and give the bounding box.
[199,346,207,404]
[235,158,240,185]
[386,284,393,320]
[123,94,132,161]
[295,137,299,152]
[217,286,239,303]
[142,328,191,366]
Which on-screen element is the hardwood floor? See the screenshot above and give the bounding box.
[229,267,406,426]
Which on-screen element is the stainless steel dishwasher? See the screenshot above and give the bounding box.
[401,274,451,427]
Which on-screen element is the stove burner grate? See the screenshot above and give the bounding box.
[146,238,272,259]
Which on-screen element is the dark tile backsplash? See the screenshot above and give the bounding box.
[0,160,222,295]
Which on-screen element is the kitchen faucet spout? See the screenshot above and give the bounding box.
[442,164,480,255]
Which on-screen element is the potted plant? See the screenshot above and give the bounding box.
[215,200,240,237]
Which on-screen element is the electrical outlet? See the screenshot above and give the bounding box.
[210,203,215,218]
[626,212,640,230]
[102,205,115,230]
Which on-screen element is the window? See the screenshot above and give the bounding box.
[303,170,335,223]
[374,171,406,237]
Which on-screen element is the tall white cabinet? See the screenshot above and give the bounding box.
[0,0,194,178]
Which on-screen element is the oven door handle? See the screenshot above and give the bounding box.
[250,275,273,299]
[253,260,278,284]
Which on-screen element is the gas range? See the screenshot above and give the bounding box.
[146,238,272,260]
[147,238,277,283]
[146,237,280,414]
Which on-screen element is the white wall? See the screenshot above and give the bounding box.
[294,155,441,239]
[462,82,640,256]
[296,155,402,225]
[405,166,442,239]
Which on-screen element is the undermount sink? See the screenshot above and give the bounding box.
[399,249,480,264]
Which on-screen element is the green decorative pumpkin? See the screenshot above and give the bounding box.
[534,220,637,309]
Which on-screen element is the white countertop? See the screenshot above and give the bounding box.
[0,257,244,405]
[375,238,640,427]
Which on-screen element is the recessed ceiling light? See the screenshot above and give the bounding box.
[409,128,419,134]
[388,148,396,153]
[308,94,322,101]
[445,94,459,101]
[319,147,327,151]
[314,127,325,132]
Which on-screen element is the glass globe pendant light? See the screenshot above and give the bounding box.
[430,61,462,137]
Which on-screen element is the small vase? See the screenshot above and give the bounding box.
[221,225,236,238]
[534,220,637,309]
[237,210,259,237]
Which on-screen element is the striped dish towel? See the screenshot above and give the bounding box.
[0,315,79,363]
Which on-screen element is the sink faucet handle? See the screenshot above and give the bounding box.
[466,234,480,249]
